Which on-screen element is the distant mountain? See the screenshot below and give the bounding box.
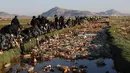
[0,12,30,18]
[96,9,126,16]
[42,7,130,17]
[0,7,129,18]
[42,7,94,17]
[0,12,14,18]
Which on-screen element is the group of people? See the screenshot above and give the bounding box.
[0,15,85,51]
[24,15,85,39]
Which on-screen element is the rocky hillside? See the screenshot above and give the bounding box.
[42,7,130,17]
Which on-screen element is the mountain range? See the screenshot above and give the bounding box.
[42,7,130,17]
[0,12,31,18]
[0,7,130,18]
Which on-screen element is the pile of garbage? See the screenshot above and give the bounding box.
[26,22,112,61]
[6,20,117,73]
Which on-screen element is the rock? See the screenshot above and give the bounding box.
[4,63,11,68]
[72,69,79,73]
[79,65,88,68]
[0,50,3,55]
[57,65,70,73]
[72,69,86,73]
[79,69,87,73]
[96,59,106,67]
[23,54,31,59]
[28,66,34,73]
[50,68,55,72]
[42,65,54,72]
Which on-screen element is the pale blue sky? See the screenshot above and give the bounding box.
[0,0,129,15]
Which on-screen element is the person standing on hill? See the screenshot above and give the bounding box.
[66,18,71,27]
[36,15,43,31]
[36,15,41,24]
[31,16,42,36]
[10,16,21,36]
[31,16,37,27]
[11,16,20,26]
[59,16,65,29]
[75,16,80,25]
[54,15,59,29]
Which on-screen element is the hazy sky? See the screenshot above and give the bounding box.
[0,0,129,16]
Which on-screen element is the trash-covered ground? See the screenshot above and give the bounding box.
[6,22,117,73]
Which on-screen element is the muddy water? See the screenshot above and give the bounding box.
[8,58,117,73]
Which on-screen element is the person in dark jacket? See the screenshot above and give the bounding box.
[66,18,71,27]
[10,16,21,36]
[59,16,65,29]
[11,16,20,26]
[31,16,37,27]
[36,15,41,28]
[30,16,43,36]
[54,15,59,29]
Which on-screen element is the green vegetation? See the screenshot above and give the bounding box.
[110,16,130,61]
[0,19,30,25]
[0,48,20,63]
[0,48,21,68]
[109,16,130,72]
